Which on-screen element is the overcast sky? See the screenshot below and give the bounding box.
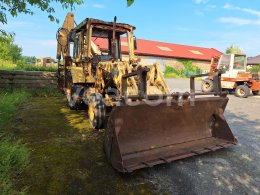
[2,0,260,58]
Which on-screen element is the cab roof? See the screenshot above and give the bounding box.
[74,18,136,33]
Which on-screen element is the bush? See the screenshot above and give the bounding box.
[164,66,182,76]
[164,60,202,78]
[0,60,16,70]
[164,72,182,78]
[249,65,260,73]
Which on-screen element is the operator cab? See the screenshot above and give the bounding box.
[217,54,247,73]
[72,18,136,63]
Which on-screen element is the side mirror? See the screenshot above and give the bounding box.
[134,36,137,50]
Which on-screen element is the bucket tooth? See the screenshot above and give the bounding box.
[159,157,170,163]
[142,162,153,168]
[204,147,215,152]
[191,150,202,155]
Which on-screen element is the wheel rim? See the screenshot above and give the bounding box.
[205,82,210,89]
[88,102,95,122]
[238,88,245,96]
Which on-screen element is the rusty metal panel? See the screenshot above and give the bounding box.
[71,67,85,83]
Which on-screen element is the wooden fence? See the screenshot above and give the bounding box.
[0,70,57,89]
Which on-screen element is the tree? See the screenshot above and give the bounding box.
[0,34,22,62]
[0,0,83,35]
[226,44,244,54]
[20,56,37,65]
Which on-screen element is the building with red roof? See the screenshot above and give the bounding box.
[93,37,222,72]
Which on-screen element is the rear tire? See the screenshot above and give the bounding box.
[252,91,259,95]
[235,85,250,98]
[88,93,106,129]
[201,79,214,92]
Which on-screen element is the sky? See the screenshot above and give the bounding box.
[2,0,260,58]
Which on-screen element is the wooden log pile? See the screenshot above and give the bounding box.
[0,70,57,89]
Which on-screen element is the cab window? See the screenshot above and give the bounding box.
[233,55,245,70]
[218,55,231,71]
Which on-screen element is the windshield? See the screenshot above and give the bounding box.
[233,55,245,70]
[92,33,128,61]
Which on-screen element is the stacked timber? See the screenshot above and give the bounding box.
[0,70,57,88]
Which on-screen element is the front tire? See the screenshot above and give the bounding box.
[235,85,250,98]
[252,91,259,95]
[88,93,106,129]
[66,72,85,110]
[201,79,214,92]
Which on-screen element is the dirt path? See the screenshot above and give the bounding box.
[9,97,167,195]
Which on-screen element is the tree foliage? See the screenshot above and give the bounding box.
[0,0,83,24]
[21,56,36,64]
[0,34,38,67]
[127,0,135,7]
[0,0,83,34]
[0,34,22,62]
[226,44,244,54]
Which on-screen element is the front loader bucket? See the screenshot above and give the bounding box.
[104,96,237,172]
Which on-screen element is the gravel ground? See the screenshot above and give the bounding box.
[147,79,260,195]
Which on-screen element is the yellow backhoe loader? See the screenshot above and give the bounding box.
[56,13,237,172]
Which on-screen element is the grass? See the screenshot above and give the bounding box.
[28,87,62,97]
[0,88,62,194]
[0,60,57,72]
[10,97,167,194]
[0,90,30,127]
[15,64,57,72]
[0,136,30,195]
[0,90,31,195]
